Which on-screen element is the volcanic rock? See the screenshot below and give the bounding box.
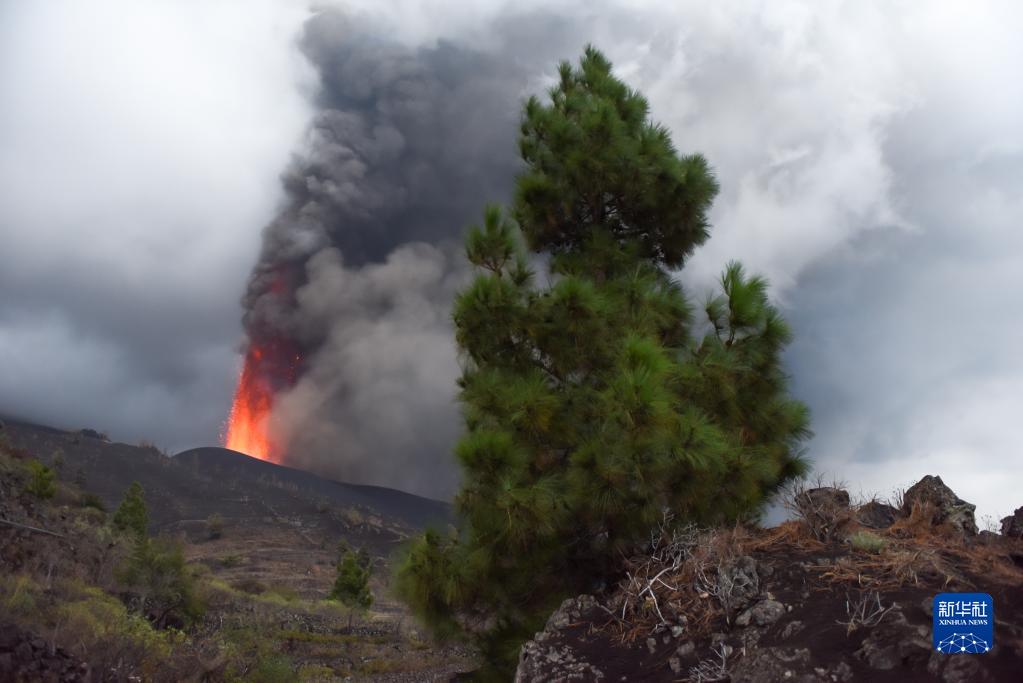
[853,607,931,670]
[902,475,978,535]
[795,487,850,514]
[1001,505,1023,538]
[515,596,605,683]
[855,500,899,529]
[735,599,786,627]
[794,487,852,540]
[716,555,760,613]
[0,623,88,682]
[728,647,815,683]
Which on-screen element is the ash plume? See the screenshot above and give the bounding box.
[240,9,559,498]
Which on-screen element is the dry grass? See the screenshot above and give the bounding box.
[744,520,825,554]
[779,475,853,542]
[803,501,1023,594]
[836,590,897,635]
[606,519,766,643]
[597,485,1023,649]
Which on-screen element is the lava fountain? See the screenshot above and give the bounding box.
[224,340,301,463]
[224,346,275,461]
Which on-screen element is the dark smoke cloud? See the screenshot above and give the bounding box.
[245,9,577,497]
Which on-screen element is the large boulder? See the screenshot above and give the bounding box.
[902,475,977,536]
[856,501,899,529]
[795,487,850,514]
[1001,506,1023,538]
[716,555,761,614]
[794,487,851,540]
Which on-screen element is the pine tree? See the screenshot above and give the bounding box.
[25,460,56,500]
[112,481,148,538]
[331,550,373,614]
[118,535,203,627]
[396,46,810,671]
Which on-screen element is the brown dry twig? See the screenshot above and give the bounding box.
[836,590,897,635]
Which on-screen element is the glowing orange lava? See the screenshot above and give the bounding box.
[224,346,279,463]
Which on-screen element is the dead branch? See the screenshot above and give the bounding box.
[837,590,896,635]
[0,517,66,538]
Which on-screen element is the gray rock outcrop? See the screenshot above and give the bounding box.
[856,500,898,529]
[1001,505,1023,538]
[901,475,977,535]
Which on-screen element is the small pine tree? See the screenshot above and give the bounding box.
[50,448,65,473]
[24,461,56,500]
[206,513,224,540]
[396,46,810,671]
[330,550,373,612]
[112,481,148,538]
[118,535,203,627]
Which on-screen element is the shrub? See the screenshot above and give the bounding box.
[113,481,148,538]
[248,655,294,683]
[220,554,244,569]
[330,551,372,610]
[78,506,107,527]
[118,536,204,627]
[781,477,852,542]
[262,585,299,603]
[50,449,65,473]
[58,593,181,672]
[298,664,336,680]
[206,513,224,540]
[0,574,39,616]
[849,531,887,554]
[79,492,107,512]
[231,578,267,595]
[24,460,56,499]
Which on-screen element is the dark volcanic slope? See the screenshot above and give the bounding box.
[175,446,451,529]
[0,418,450,547]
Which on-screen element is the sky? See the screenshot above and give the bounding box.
[1,1,1021,523]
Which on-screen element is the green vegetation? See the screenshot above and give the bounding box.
[24,460,56,499]
[259,584,300,604]
[112,481,148,537]
[0,574,183,676]
[78,491,107,512]
[297,663,336,680]
[330,550,373,610]
[1,574,38,616]
[247,655,295,683]
[220,553,245,568]
[396,46,810,670]
[117,535,204,627]
[206,512,225,540]
[0,443,455,681]
[849,530,887,554]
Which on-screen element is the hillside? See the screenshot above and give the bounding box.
[0,417,473,681]
[0,417,448,546]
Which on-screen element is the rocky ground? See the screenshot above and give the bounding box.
[0,624,91,682]
[516,477,1023,682]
